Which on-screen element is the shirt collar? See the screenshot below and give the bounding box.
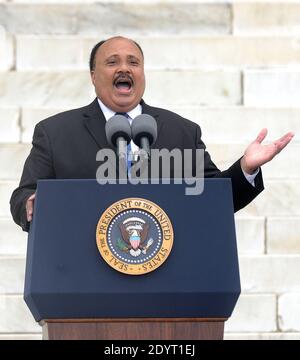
[97,98,142,121]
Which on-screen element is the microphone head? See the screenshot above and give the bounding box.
[105,114,132,148]
[131,114,157,147]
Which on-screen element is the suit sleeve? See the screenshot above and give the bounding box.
[195,124,264,212]
[10,123,55,232]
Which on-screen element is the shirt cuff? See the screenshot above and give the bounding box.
[242,167,260,187]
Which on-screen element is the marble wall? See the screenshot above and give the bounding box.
[0,0,299,340]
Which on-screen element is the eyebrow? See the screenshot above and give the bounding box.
[128,55,140,61]
[105,54,141,61]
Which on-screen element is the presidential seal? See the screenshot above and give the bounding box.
[96,198,174,275]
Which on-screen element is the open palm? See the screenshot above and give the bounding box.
[241,129,294,174]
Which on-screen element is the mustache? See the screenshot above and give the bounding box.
[113,73,133,85]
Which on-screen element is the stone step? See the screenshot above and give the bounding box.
[4,212,299,259]
[2,70,300,108]
[0,70,242,107]
[3,292,299,335]
[225,294,277,332]
[177,106,300,144]
[244,69,300,107]
[0,218,27,256]
[0,144,31,179]
[207,143,300,179]
[16,35,300,71]
[0,2,231,35]
[0,108,20,143]
[0,181,18,217]
[267,217,300,254]
[1,181,300,219]
[18,106,300,144]
[1,178,300,222]
[0,216,267,256]
[239,180,300,217]
[234,2,300,35]
[0,294,277,333]
[2,2,300,37]
[0,295,40,333]
[0,71,94,108]
[235,216,265,254]
[0,257,25,294]
[1,255,300,294]
[0,142,298,181]
[0,215,267,256]
[278,293,300,331]
[224,333,300,340]
[0,334,42,340]
[240,255,300,293]
[2,68,300,107]
[0,27,13,71]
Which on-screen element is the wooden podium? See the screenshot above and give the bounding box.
[24,179,240,340]
[41,318,226,340]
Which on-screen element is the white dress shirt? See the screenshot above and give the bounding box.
[97,98,259,186]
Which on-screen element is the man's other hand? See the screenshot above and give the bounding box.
[241,128,295,174]
[26,193,36,222]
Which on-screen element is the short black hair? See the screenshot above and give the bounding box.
[89,37,144,72]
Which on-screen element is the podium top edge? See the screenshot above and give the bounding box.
[37,178,232,183]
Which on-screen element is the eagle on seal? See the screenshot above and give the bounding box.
[118,217,153,257]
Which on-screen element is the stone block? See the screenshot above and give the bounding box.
[224,332,300,340]
[0,295,40,332]
[0,70,241,108]
[238,180,300,217]
[234,3,300,35]
[0,107,20,143]
[267,217,300,254]
[235,216,265,254]
[168,107,300,144]
[225,294,277,332]
[207,144,300,179]
[145,70,241,106]
[0,3,231,35]
[278,293,300,331]
[76,2,231,36]
[240,255,300,293]
[17,35,300,70]
[0,71,94,108]
[0,26,13,70]
[0,218,27,256]
[0,181,18,217]
[0,257,25,294]
[0,144,31,179]
[244,70,300,107]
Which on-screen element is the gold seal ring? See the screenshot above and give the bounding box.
[96,198,174,275]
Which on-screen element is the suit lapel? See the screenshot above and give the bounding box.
[83,98,112,150]
[141,100,163,149]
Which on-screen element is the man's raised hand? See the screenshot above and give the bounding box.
[241,128,294,175]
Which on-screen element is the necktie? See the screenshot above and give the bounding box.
[115,112,132,176]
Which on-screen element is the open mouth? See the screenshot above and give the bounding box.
[113,77,133,93]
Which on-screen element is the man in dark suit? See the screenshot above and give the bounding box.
[10,36,294,232]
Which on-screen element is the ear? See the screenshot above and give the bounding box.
[90,71,96,86]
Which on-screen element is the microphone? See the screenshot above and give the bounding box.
[105,114,131,159]
[131,114,157,159]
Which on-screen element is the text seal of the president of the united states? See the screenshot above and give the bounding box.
[96,198,174,275]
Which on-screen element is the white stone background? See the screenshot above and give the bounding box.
[0,0,300,340]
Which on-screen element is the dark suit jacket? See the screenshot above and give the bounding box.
[10,98,264,231]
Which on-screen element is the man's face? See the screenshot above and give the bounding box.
[91,37,145,113]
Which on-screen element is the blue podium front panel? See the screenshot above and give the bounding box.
[24,179,240,321]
